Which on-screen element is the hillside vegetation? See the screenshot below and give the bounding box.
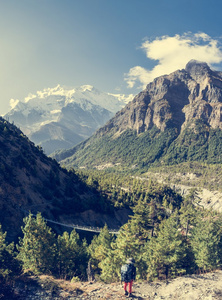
[54,61,222,174]
[1,177,222,299]
[1,61,222,298]
[146,161,222,192]
[56,121,222,173]
[0,117,126,241]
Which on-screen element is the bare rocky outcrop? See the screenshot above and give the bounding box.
[98,60,222,136]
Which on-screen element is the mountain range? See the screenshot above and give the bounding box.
[54,60,222,171]
[4,85,133,154]
[1,60,222,242]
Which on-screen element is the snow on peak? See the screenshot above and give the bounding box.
[7,84,134,116]
[33,85,76,99]
[10,98,19,109]
[79,85,94,92]
[107,93,134,104]
[24,93,36,103]
[21,84,79,104]
[5,84,135,151]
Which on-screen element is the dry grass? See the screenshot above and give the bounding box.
[9,270,222,299]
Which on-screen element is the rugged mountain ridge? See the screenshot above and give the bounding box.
[55,60,222,170]
[98,60,222,135]
[0,117,127,241]
[4,85,133,154]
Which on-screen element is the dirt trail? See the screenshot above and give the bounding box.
[10,271,222,299]
[72,270,222,299]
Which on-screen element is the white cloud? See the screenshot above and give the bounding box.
[125,32,222,89]
[10,98,19,109]
[24,93,36,103]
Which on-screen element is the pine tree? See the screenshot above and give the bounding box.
[17,213,57,275]
[57,229,88,280]
[97,186,180,282]
[88,224,114,276]
[179,189,200,236]
[190,213,222,272]
[0,225,21,280]
[130,196,153,241]
[145,214,188,281]
[99,220,145,282]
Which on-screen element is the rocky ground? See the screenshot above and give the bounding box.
[73,271,222,299]
[5,270,222,299]
[139,171,222,213]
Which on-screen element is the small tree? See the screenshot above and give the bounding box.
[88,224,114,276]
[17,213,57,275]
[130,197,153,240]
[0,225,21,280]
[99,220,145,282]
[145,214,188,281]
[179,189,201,236]
[57,229,88,280]
[190,213,222,272]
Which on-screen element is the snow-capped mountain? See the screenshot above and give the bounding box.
[4,85,133,154]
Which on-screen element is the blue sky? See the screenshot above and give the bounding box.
[1,0,222,114]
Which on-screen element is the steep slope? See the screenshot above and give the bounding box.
[0,117,128,241]
[54,60,222,171]
[4,85,133,154]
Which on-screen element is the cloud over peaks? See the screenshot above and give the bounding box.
[125,32,222,89]
[10,99,19,109]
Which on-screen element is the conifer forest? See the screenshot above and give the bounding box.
[1,173,222,287]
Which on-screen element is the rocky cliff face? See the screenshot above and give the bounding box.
[54,60,222,170]
[98,60,222,136]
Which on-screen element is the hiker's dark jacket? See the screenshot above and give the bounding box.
[121,263,136,282]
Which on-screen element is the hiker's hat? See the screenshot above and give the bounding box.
[127,257,135,264]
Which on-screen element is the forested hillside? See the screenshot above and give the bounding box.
[0,117,127,241]
[1,61,222,298]
[1,176,222,298]
[54,61,222,172]
[1,117,222,299]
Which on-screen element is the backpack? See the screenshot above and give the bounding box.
[121,264,132,282]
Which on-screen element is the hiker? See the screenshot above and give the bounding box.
[121,257,136,297]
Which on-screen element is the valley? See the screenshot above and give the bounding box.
[1,60,222,299]
[54,60,222,172]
